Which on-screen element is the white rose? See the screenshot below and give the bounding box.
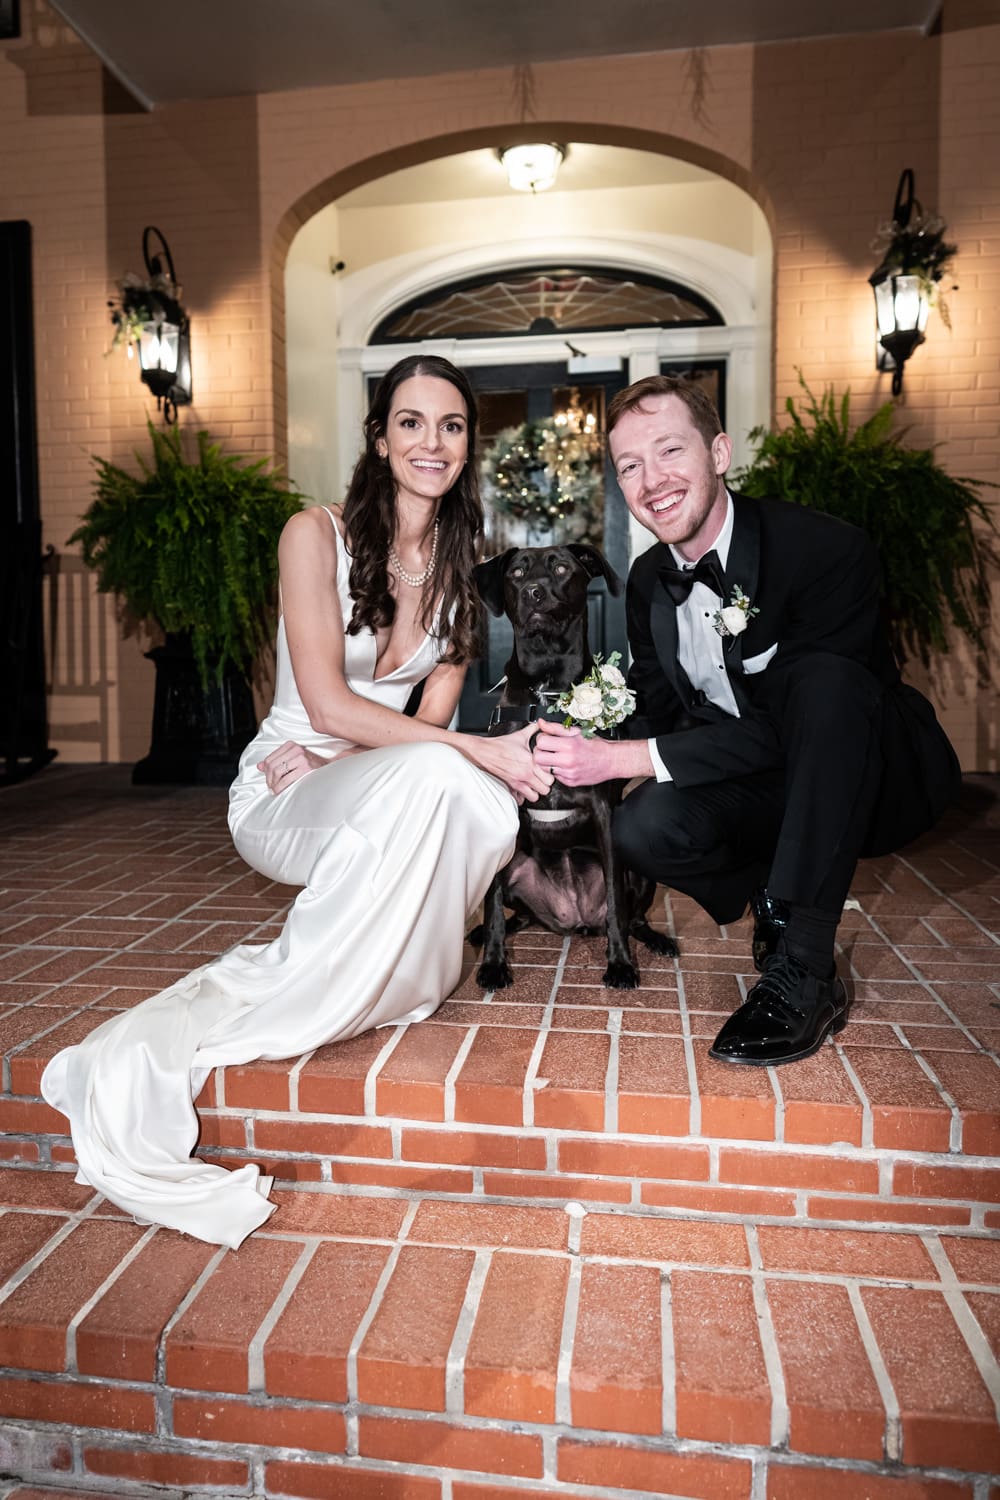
[598,662,625,687]
[568,683,603,721]
[720,605,748,636]
[605,688,633,721]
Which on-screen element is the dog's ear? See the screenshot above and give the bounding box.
[566,544,625,597]
[474,550,516,617]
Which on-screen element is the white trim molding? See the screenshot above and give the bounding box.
[337,232,758,349]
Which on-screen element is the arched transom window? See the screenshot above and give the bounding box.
[370,264,724,343]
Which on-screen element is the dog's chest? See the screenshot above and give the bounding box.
[506,848,608,933]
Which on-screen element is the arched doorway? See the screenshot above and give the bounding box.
[280,138,773,723]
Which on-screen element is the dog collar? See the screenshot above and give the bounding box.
[488,689,562,732]
[489,702,542,729]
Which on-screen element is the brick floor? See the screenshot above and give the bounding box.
[0,763,998,1500]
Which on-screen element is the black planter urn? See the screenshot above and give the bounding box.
[132,633,257,787]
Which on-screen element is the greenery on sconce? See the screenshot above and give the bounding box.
[105,270,177,353]
[71,422,306,687]
[733,378,997,668]
[871,203,958,324]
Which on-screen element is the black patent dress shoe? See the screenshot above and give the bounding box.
[749,888,789,972]
[710,953,849,1067]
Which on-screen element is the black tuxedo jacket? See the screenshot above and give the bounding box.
[623,493,959,853]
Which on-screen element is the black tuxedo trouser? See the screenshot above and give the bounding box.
[613,654,958,926]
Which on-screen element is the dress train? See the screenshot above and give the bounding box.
[41,743,517,1249]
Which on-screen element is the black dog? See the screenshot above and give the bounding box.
[471,543,679,990]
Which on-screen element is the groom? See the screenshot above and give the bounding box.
[533,375,960,1066]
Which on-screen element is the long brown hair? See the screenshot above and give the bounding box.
[341,355,483,664]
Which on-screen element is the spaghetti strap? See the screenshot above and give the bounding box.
[320,505,351,570]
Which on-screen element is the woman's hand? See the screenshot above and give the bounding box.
[257,740,327,795]
[469,723,554,803]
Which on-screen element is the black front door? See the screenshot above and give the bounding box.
[458,361,629,730]
[0,220,52,783]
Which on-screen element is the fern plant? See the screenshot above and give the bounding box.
[733,379,997,666]
[71,422,306,686]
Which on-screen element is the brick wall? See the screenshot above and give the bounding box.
[934,8,1000,770]
[1,0,996,767]
[99,92,270,754]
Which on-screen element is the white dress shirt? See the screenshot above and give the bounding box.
[647,492,738,783]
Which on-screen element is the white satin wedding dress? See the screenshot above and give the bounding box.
[42,510,518,1249]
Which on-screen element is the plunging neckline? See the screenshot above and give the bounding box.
[372,630,434,683]
[274,604,434,686]
[319,506,438,683]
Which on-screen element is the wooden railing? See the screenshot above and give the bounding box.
[42,550,114,761]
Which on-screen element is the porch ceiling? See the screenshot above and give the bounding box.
[49,0,941,111]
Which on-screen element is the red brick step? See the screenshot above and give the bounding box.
[0,767,997,1497]
[1,1165,999,1496]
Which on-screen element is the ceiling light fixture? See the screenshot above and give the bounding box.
[498,144,565,194]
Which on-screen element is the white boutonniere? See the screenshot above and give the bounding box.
[555,652,636,737]
[713,585,759,639]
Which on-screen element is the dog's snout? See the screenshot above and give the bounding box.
[523,583,545,604]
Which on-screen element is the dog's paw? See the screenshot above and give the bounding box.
[466,923,485,948]
[633,922,680,958]
[602,959,641,990]
[476,958,514,991]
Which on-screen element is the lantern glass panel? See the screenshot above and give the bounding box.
[174,328,192,398]
[891,274,924,335]
[874,279,896,337]
[138,320,180,374]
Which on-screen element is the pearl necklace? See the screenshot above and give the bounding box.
[388,519,439,588]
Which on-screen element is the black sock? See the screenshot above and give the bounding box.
[779,905,840,979]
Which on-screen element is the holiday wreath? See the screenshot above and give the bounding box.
[480,412,603,539]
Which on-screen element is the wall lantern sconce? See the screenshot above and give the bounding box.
[498,143,565,193]
[869,168,957,397]
[109,226,192,423]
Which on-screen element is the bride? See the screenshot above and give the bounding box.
[42,354,550,1249]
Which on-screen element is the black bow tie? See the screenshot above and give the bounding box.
[659,549,727,606]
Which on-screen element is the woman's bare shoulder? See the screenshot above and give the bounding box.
[282,504,343,544]
[279,506,344,575]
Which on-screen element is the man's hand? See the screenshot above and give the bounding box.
[533,721,654,786]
